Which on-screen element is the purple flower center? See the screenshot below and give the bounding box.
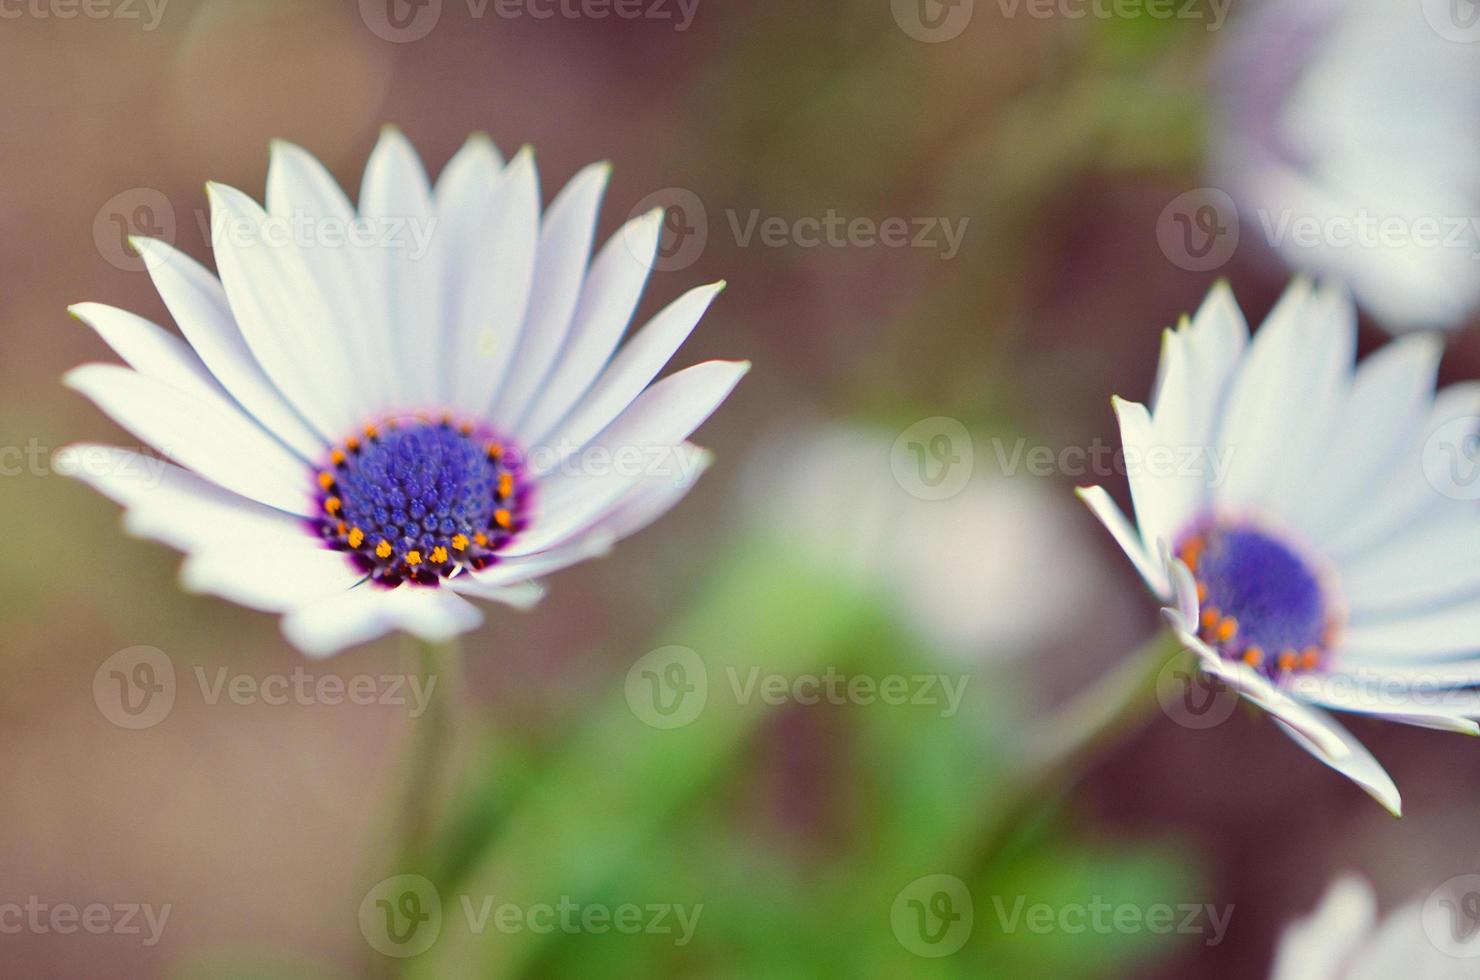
[1177,523,1339,678]
[313,418,528,588]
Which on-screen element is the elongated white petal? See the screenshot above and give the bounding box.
[66,364,313,515]
[358,127,442,406]
[282,586,483,657]
[1075,485,1168,598]
[511,361,745,554]
[56,444,309,552]
[536,281,724,461]
[447,147,539,415]
[207,182,360,438]
[265,139,391,420]
[70,303,227,407]
[1269,877,1377,980]
[1342,598,1480,661]
[491,163,610,427]
[182,548,361,613]
[516,207,662,440]
[133,237,324,459]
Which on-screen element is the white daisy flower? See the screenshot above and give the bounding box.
[1079,279,1480,816]
[744,422,1099,662]
[61,129,747,656]
[1214,0,1480,333]
[1270,875,1479,978]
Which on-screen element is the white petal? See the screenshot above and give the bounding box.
[206,182,361,437]
[1341,597,1480,661]
[1340,516,1480,617]
[491,163,610,428]
[69,303,228,407]
[1269,876,1378,980]
[433,132,504,208]
[446,147,539,416]
[515,207,662,441]
[1324,381,1480,562]
[357,127,442,406]
[281,586,483,658]
[1075,485,1169,598]
[1212,279,1331,511]
[1266,707,1402,816]
[1300,332,1444,546]
[65,364,313,515]
[265,139,390,420]
[56,444,310,553]
[511,361,746,554]
[181,548,361,613]
[1112,396,1184,564]
[133,237,325,459]
[535,281,725,464]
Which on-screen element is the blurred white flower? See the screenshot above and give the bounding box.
[1215,0,1480,332]
[745,423,1098,661]
[1270,875,1479,979]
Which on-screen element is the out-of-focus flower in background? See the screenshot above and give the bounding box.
[60,129,747,656]
[1080,279,1480,814]
[1214,0,1480,333]
[744,422,1099,662]
[1269,875,1480,978]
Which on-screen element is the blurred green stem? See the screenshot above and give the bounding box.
[969,630,1186,872]
[394,637,461,872]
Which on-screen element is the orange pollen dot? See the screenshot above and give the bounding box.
[336,521,347,534]
[1200,607,1222,630]
[430,546,448,564]
[1278,650,1297,672]
[1215,617,1239,643]
[458,422,473,436]
[494,509,512,530]
[498,474,514,498]
[330,449,346,466]
[1242,646,1264,667]
[318,472,336,490]
[365,425,380,440]
[1195,581,1208,603]
[345,436,361,452]
[486,442,503,461]
[324,497,342,515]
[375,540,393,559]
[347,527,365,549]
[473,532,488,547]
[405,550,423,567]
[450,534,469,552]
[1301,647,1320,670]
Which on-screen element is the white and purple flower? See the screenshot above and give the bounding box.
[1080,279,1480,815]
[62,129,747,656]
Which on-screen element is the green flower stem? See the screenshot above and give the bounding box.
[394,637,462,873]
[967,630,1187,873]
